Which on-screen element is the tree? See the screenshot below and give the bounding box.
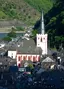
[50,17,56,23]
[61,19,64,24]
[28,64,34,70]
[32,29,38,38]
[48,29,56,48]
[55,36,61,50]
[61,36,64,48]
[7,28,16,38]
[3,36,12,41]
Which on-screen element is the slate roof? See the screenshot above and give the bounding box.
[42,57,55,63]
[0,48,7,56]
[0,57,16,66]
[5,38,42,54]
[17,38,42,54]
[0,48,7,53]
[3,41,17,51]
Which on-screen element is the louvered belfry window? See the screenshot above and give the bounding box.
[41,37,42,42]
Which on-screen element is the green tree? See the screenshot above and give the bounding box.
[32,29,38,37]
[48,29,56,48]
[7,28,16,38]
[60,11,64,18]
[61,19,64,24]
[50,17,56,25]
[55,36,61,50]
[3,36,12,41]
[61,36,64,48]
[28,64,34,70]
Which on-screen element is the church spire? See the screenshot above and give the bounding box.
[41,11,45,34]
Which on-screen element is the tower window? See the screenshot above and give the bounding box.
[38,37,39,39]
[43,38,45,40]
[41,37,42,42]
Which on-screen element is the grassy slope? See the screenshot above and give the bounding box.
[0,0,40,25]
[0,0,53,26]
[24,0,53,14]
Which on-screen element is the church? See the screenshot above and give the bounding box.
[36,11,48,55]
[16,11,48,67]
[8,11,48,67]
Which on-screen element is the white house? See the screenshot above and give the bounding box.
[8,50,17,59]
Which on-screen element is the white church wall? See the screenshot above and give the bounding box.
[36,34,48,55]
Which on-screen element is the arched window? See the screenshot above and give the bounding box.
[18,63,20,67]
[28,56,31,60]
[43,38,45,40]
[38,56,40,61]
[33,56,36,62]
[38,37,39,39]
[18,56,20,61]
[23,56,26,60]
[41,37,42,42]
[36,56,37,61]
[21,56,22,61]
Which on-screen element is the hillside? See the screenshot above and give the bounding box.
[0,0,40,25]
[45,0,64,49]
[24,0,53,13]
[0,0,53,26]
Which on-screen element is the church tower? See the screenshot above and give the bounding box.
[41,11,45,34]
[36,11,48,55]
